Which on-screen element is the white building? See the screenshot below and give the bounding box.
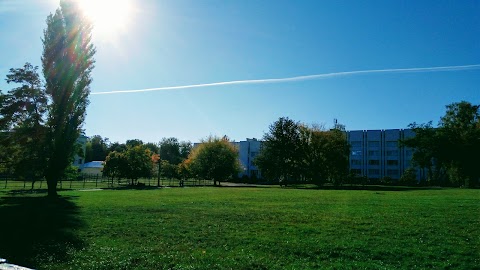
[233,138,262,178]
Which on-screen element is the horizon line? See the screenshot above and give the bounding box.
[91,64,480,95]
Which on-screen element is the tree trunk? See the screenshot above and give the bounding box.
[47,178,58,197]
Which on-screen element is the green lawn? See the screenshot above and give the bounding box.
[0,187,479,269]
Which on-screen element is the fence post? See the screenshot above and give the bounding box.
[95,175,98,187]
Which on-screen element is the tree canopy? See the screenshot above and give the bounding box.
[403,101,480,187]
[186,136,240,186]
[103,144,156,185]
[159,137,192,165]
[255,117,350,186]
[0,63,48,180]
[85,135,109,162]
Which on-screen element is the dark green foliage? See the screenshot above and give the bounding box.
[304,128,350,186]
[144,142,159,154]
[399,168,417,186]
[102,151,126,180]
[123,145,154,184]
[187,136,241,186]
[103,145,155,185]
[126,139,143,148]
[159,137,192,165]
[85,135,109,162]
[255,117,350,186]
[255,117,302,182]
[439,101,480,187]
[108,141,127,153]
[0,63,48,180]
[159,160,180,179]
[403,101,480,187]
[42,0,95,197]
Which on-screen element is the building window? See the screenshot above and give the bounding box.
[350,141,362,147]
[387,169,399,176]
[368,141,380,147]
[368,169,380,175]
[351,159,361,165]
[368,150,380,156]
[352,150,362,156]
[386,150,398,156]
[386,141,398,147]
[368,159,380,165]
[387,160,398,166]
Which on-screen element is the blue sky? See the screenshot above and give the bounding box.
[1,0,479,143]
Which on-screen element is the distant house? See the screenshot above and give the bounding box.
[73,134,88,168]
[81,161,104,175]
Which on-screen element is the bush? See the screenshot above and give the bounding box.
[399,168,417,186]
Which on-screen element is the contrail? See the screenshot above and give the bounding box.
[91,64,480,95]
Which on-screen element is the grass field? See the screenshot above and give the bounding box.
[0,187,479,269]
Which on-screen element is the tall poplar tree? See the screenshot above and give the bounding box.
[42,0,95,197]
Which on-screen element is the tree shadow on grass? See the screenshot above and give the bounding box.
[0,195,84,269]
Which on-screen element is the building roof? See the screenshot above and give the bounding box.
[82,161,104,168]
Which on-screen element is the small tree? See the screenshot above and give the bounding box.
[103,151,126,181]
[123,145,154,185]
[187,136,240,186]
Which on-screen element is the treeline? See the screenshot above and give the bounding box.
[402,101,480,187]
[101,136,241,186]
[255,117,350,186]
[96,137,192,185]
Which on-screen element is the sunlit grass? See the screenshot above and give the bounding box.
[1,187,479,269]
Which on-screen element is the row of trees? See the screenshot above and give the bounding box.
[100,137,192,185]
[0,0,95,197]
[255,117,350,186]
[402,101,480,187]
[102,136,240,186]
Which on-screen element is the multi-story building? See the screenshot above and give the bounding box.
[233,138,262,178]
[346,129,420,180]
[198,129,421,181]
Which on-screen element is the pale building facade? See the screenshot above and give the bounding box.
[346,129,420,180]
[234,138,262,178]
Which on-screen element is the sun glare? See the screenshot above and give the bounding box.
[78,0,133,40]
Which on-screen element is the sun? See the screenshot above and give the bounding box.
[78,0,133,40]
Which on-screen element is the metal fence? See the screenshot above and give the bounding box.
[1,174,215,191]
